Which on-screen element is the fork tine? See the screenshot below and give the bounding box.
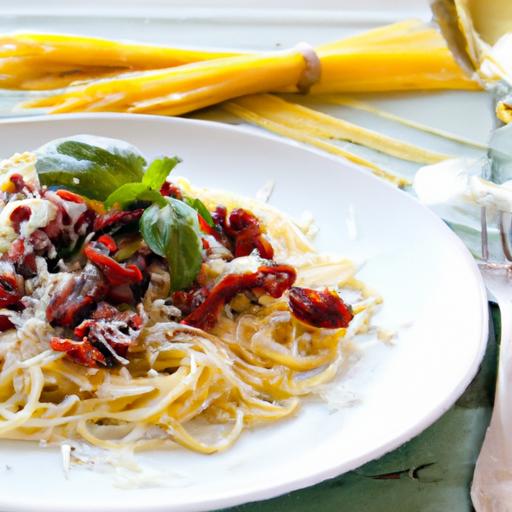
[499,211,512,262]
[481,206,489,261]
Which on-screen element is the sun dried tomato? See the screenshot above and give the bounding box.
[50,300,143,368]
[7,238,25,263]
[202,206,230,248]
[212,206,236,247]
[9,174,32,194]
[198,214,219,239]
[106,252,149,305]
[45,191,72,227]
[50,337,106,368]
[74,208,96,236]
[55,189,85,204]
[34,191,95,260]
[182,264,296,330]
[211,206,273,259]
[288,287,353,329]
[43,190,94,247]
[97,234,117,252]
[46,264,108,327]
[84,240,143,287]
[43,217,67,240]
[160,182,183,199]
[70,302,143,365]
[9,205,31,233]
[212,206,228,231]
[29,230,53,252]
[8,229,56,279]
[93,209,144,233]
[229,208,274,259]
[91,301,142,327]
[0,264,23,308]
[106,284,134,304]
[172,287,209,317]
[7,239,37,278]
[0,315,14,332]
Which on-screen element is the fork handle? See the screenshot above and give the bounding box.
[472,302,512,510]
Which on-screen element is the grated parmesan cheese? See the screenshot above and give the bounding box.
[255,180,275,203]
[0,198,57,253]
[376,327,397,344]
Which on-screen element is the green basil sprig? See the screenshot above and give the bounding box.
[36,135,146,201]
[140,197,203,291]
[105,156,180,209]
[104,183,165,209]
[36,135,181,206]
[143,157,181,189]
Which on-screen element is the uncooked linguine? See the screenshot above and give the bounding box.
[0,135,380,457]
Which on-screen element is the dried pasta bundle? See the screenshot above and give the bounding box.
[18,20,478,115]
[311,19,478,93]
[0,32,239,90]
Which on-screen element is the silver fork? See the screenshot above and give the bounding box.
[472,207,512,511]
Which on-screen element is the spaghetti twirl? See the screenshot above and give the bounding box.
[0,136,379,455]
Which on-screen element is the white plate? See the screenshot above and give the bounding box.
[0,114,487,512]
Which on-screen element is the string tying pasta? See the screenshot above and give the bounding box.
[295,42,322,93]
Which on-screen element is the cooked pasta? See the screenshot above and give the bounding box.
[0,136,380,456]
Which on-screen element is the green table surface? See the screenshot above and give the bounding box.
[222,307,497,512]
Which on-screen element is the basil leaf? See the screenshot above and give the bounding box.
[104,156,179,209]
[184,197,215,227]
[36,135,146,201]
[105,183,148,209]
[140,206,166,257]
[140,198,202,291]
[137,189,168,207]
[105,183,167,209]
[142,156,181,190]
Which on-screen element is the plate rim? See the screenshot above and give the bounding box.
[0,113,489,512]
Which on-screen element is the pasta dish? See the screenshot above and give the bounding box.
[0,135,379,456]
